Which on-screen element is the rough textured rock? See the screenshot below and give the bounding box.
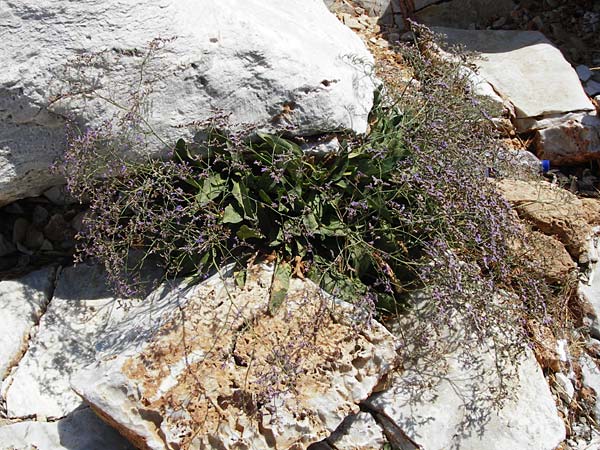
[535,113,600,165]
[0,0,376,205]
[0,407,133,450]
[527,231,576,285]
[326,412,387,450]
[364,348,565,450]
[496,179,598,258]
[0,266,56,381]
[72,264,397,450]
[580,354,600,420]
[579,229,600,338]
[434,28,594,122]
[2,264,126,418]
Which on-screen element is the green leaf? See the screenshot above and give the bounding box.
[223,204,243,224]
[196,173,227,204]
[269,260,291,315]
[237,225,263,240]
[234,269,246,288]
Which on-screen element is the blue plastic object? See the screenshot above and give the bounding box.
[541,160,550,173]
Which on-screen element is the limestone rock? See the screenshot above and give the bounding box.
[496,179,596,258]
[72,265,397,450]
[0,407,133,450]
[535,113,600,165]
[580,354,600,420]
[0,267,56,381]
[528,231,576,285]
[3,264,126,418]
[364,348,565,450]
[0,0,376,205]
[326,412,387,450]
[434,28,594,122]
[579,229,600,338]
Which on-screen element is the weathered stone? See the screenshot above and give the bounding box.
[72,264,397,450]
[326,412,387,450]
[0,0,375,205]
[364,348,565,450]
[32,205,50,228]
[12,217,29,244]
[0,407,133,450]
[579,229,600,337]
[535,113,600,165]
[434,28,594,123]
[0,267,56,381]
[554,372,575,402]
[24,227,45,251]
[528,231,576,285]
[577,65,593,82]
[43,214,72,243]
[585,80,600,97]
[496,179,596,258]
[3,264,126,418]
[415,0,514,29]
[580,354,600,419]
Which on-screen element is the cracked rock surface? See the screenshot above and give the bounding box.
[72,264,397,450]
[0,266,56,381]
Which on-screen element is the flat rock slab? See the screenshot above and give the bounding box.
[3,264,126,419]
[579,229,600,338]
[364,348,565,450]
[434,28,593,121]
[0,0,375,205]
[0,407,133,450]
[72,265,397,450]
[0,266,56,381]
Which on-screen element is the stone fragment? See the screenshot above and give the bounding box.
[32,205,50,228]
[364,348,565,450]
[580,354,600,419]
[326,412,387,450]
[585,80,600,97]
[496,179,597,258]
[0,0,375,205]
[0,267,56,381]
[3,264,126,418]
[579,229,600,337]
[577,65,593,82]
[434,28,594,123]
[528,231,576,285]
[24,227,45,251]
[12,218,29,244]
[72,265,397,450]
[535,113,600,165]
[0,407,133,450]
[555,372,575,402]
[43,214,72,243]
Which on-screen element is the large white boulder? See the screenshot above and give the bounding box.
[72,264,397,450]
[0,266,56,381]
[0,0,376,205]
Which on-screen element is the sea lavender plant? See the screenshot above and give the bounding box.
[55,28,558,417]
